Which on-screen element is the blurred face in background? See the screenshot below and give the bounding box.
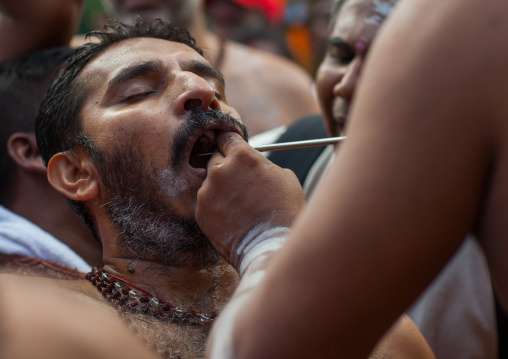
[315,0,395,136]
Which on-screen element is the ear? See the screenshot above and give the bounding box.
[7,133,47,175]
[47,149,100,202]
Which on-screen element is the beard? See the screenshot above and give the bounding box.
[89,109,248,266]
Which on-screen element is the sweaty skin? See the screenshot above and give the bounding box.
[0,274,159,359]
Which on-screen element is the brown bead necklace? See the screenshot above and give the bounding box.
[86,267,216,326]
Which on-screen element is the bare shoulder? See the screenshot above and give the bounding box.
[0,274,156,359]
[0,273,114,315]
[0,273,96,295]
[222,40,314,88]
[221,40,319,131]
[369,0,508,309]
[369,0,508,102]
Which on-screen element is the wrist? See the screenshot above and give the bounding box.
[232,226,291,275]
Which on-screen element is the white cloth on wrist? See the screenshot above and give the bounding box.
[234,225,290,275]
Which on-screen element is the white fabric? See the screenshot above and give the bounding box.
[302,144,335,199]
[302,149,497,359]
[0,205,91,272]
[236,226,289,275]
[407,237,497,359]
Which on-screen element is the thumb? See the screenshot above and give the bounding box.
[215,130,250,156]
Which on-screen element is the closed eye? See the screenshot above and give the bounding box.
[327,45,355,65]
[122,85,156,103]
[125,90,154,103]
[327,38,355,65]
[106,60,164,106]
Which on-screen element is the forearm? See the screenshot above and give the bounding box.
[197,132,306,358]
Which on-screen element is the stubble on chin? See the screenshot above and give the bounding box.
[95,142,217,266]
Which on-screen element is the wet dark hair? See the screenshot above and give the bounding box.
[0,46,74,204]
[34,17,204,241]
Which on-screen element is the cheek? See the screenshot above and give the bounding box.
[93,118,173,167]
[221,104,242,122]
[315,68,336,119]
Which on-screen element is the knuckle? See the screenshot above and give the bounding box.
[232,148,258,167]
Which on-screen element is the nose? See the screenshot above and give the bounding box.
[174,73,222,116]
[184,99,203,111]
[333,57,363,102]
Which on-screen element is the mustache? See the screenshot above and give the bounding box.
[171,109,249,168]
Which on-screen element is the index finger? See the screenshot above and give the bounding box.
[215,130,251,156]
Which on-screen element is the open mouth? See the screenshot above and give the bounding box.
[189,130,217,169]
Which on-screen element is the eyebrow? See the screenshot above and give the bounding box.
[328,37,353,49]
[186,60,225,87]
[107,59,164,92]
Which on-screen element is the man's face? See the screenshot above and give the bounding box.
[102,0,200,26]
[315,0,395,136]
[77,37,246,263]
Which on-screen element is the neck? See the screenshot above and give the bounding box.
[181,2,208,43]
[101,256,238,314]
[6,172,102,267]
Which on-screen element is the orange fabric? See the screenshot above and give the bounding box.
[285,24,313,72]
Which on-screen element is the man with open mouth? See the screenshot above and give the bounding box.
[0,16,303,359]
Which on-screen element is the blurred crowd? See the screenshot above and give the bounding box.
[82,0,333,75]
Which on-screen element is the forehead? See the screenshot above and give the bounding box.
[79,37,207,88]
[332,0,395,38]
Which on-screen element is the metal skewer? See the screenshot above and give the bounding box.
[198,136,346,157]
